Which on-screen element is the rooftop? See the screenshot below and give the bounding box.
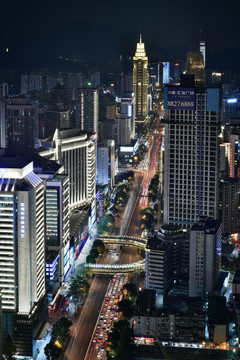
[146,235,172,251]
[191,218,220,233]
[0,154,30,169]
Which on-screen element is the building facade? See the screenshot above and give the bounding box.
[39,128,96,218]
[76,88,99,133]
[145,225,189,295]
[120,93,136,138]
[145,235,172,294]
[0,155,46,356]
[45,174,71,283]
[220,178,239,234]
[186,51,204,84]
[189,218,222,299]
[133,290,205,343]
[0,96,38,151]
[163,85,221,228]
[97,140,115,189]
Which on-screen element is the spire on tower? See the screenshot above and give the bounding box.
[140,34,142,43]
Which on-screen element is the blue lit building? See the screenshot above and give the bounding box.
[222,97,240,124]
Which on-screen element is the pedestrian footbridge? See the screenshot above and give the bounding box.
[86,235,147,274]
[97,235,148,250]
[86,259,145,274]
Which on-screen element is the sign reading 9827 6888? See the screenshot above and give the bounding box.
[167,88,195,111]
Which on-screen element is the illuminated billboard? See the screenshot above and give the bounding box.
[120,146,134,153]
[162,62,170,84]
[167,88,195,110]
[227,98,237,104]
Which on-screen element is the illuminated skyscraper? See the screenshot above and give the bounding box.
[120,93,136,138]
[0,155,46,356]
[186,51,204,84]
[76,88,99,133]
[0,292,2,360]
[199,40,207,68]
[163,84,221,228]
[133,35,148,123]
[39,128,96,224]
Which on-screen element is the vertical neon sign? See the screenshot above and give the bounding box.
[20,203,25,238]
[230,149,233,177]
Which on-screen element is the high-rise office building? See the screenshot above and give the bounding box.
[0,97,38,151]
[39,128,96,223]
[44,109,71,138]
[76,88,99,133]
[0,292,2,360]
[145,225,189,294]
[45,174,70,283]
[162,62,170,84]
[189,218,221,299]
[120,93,136,138]
[0,155,46,355]
[222,97,239,124]
[186,51,204,84]
[145,235,172,294]
[163,84,221,228]
[97,140,115,189]
[174,63,181,83]
[117,116,131,146]
[220,178,239,234]
[199,40,207,68]
[133,35,148,123]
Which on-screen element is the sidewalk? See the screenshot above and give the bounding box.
[35,230,97,360]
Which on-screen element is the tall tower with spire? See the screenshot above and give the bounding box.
[133,34,148,123]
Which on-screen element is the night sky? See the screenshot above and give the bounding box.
[1,0,240,70]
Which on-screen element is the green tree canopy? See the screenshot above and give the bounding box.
[107,320,129,349]
[122,282,138,298]
[86,254,96,264]
[89,248,99,259]
[117,298,135,320]
[140,207,155,216]
[93,239,105,253]
[115,326,133,360]
[44,340,62,360]
[51,317,72,347]
[69,273,90,303]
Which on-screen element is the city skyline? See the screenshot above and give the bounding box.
[1,0,240,72]
[1,6,240,358]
